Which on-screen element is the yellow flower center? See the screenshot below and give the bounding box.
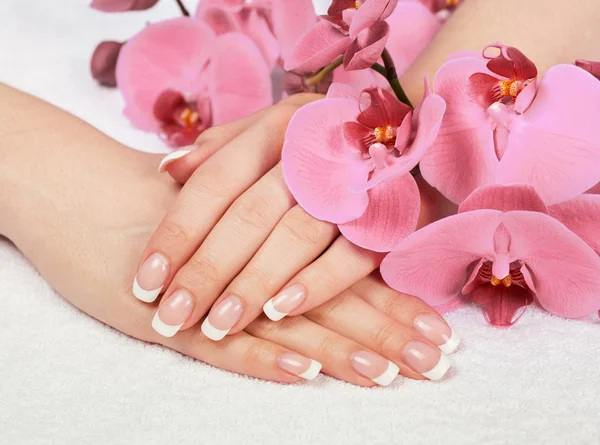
[374,125,396,144]
[499,80,520,98]
[446,0,460,6]
[180,108,199,129]
[355,0,361,9]
[491,275,512,287]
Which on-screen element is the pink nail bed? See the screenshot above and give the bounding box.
[350,350,400,386]
[277,353,322,380]
[133,253,169,303]
[152,289,194,338]
[413,314,461,354]
[263,283,307,321]
[201,296,243,341]
[402,340,451,381]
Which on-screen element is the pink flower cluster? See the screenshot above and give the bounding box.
[89,0,451,147]
[282,34,600,326]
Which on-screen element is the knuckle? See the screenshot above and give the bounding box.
[230,193,273,231]
[381,294,411,320]
[281,207,332,246]
[243,342,267,368]
[190,163,231,199]
[372,321,404,352]
[317,335,338,358]
[159,219,195,248]
[179,254,222,288]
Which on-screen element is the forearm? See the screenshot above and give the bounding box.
[402,0,600,101]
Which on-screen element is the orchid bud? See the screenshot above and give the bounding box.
[575,60,600,80]
[90,0,160,12]
[90,41,123,87]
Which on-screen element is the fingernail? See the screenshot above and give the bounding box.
[402,340,451,381]
[277,353,322,380]
[201,295,243,341]
[413,314,461,354]
[133,253,170,303]
[152,289,194,337]
[263,283,307,321]
[350,351,401,387]
[158,148,193,173]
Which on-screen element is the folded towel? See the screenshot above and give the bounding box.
[1,1,599,444]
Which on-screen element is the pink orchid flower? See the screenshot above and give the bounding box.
[90,0,159,12]
[384,0,442,77]
[419,43,600,205]
[381,183,600,326]
[285,0,399,73]
[418,0,462,19]
[195,0,317,68]
[116,17,272,147]
[90,41,123,87]
[282,84,446,252]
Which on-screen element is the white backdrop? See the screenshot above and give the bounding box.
[1,1,600,444]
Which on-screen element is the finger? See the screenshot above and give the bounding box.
[353,273,462,355]
[121,297,321,383]
[158,93,323,183]
[261,236,384,320]
[153,165,296,336]
[247,314,403,387]
[201,205,338,339]
[159,108,270,183]
[132,103,300,304]
[306,289,452,381]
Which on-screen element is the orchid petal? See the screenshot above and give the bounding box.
[485,45,538,80]
[285,21,351,72]
[344,20,390,71]
[381,210,502,306]
[282,99,370,223]
[470,283,533,327]
[362,93,445,189]
[339,174,420,252]
[332,67,388,92]
[116,18,216,131]
[240,9,279,68]
[326,82,362,100]
[271,0,318,64]
[91,0,159,12]
[500,211,600,318]
[385,2,442,76]
[357,87,411,128]
[575,60,600,80]
[349,0,399,37]
[420,57,497,204]
[209,33,272,125]
[196,5,241,35]
[497,65,600,205]
[458,184,549,214]
[549,194,600,254]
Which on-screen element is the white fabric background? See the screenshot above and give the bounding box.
[1,1,600,444]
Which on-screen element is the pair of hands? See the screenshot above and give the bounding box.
[132,94,460,384]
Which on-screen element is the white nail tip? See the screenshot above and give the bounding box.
[151,312,183,338]
[297,360,322,380]
[158,150,192,173]
[263,299,287,321]
[371,361,400,386]
[133,277,162,303]
[439,329,461,355]
[421,353,451,381]
[201,318,230,341]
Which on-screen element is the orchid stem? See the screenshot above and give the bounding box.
[370,63,387,77]
[380,48,413,109]
[305,56,344,87]
[174,0,190,16]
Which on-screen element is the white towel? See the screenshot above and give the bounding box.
[1,1,599,444]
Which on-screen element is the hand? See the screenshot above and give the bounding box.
[137,94,457,342]
[4,134,459,385]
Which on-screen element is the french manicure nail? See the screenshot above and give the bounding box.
[350,350,401,387]
[152,289,194,337]
[277,353,322,380]
[263,283,307,321]
[158,148,193,173]
[133,253,170,303]
[413,314,461,354]
[402,340,451,381]
[201,296,243,341]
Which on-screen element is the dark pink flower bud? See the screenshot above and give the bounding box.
[90,41,123,87]
[576,60,600,80]
[90,0,159,12]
